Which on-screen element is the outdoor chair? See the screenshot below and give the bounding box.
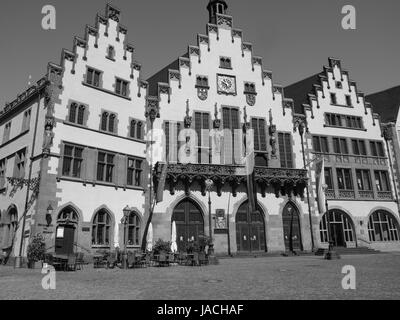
[198,252,208,266]
[67,255,77,271]
[127,252,136,268]
[168,253,175,266]
[177,252,187,266]
[142,254,151,267]
[158,252,168,267]
[107,255,117,269]
[191,252,200,267]
[75,252,85,270]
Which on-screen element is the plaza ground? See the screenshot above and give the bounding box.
[0,253,399,300]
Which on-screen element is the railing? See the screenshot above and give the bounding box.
[313,152,388,167]
[326,189,393,201]
[338,190,355,199]
[358,190,374,200]
[377,191,393,200]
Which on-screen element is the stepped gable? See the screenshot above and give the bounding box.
[366,86,400,123]
[284,58,380,124]
[146,4,290,112]
[45,3,144,94]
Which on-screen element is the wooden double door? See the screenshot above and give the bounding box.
[282,202,303,251]
[236,201,266,253]
[172,199,205,252]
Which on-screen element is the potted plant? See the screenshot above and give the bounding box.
[27,234,46,269]
[153,239,171,255]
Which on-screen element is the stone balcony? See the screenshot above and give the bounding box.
[326,189,393,201]
[153,162,308,199]
[315,153,388,167]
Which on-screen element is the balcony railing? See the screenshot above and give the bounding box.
[377,191,393,200]
[313,152,388,167]
[326,189,393,201]
[153,162,308,198]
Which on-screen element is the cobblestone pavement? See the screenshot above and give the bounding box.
[1,253,400,300]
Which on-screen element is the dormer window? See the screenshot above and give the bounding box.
[330,93,337,105]
[220,57,232,69]
[107,46,115,60]
[336,81,343,89]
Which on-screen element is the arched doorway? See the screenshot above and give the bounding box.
[282,202,303,251]
[172,199,204,252]
[55,206,79,255]
[236,201,266,253]
[1,206,18,252]
[320,209,356,247]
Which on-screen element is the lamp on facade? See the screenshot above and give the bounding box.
[205,179,216,261]
[46,204,53,227]
[121,205,131,269]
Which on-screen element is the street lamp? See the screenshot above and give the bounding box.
[205,179,214,240]
[121,205,131,269]
[322,186,340,260]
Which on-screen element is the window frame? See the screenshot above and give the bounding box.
[336,168,353,190]
[86,67,102,87]
[62,144,84,178]
[92,210,112,247]
[127,157,143,187]
[127,212,141,246]
[115,78,129,97]
[278,132,294,169]
[97,151,116,183]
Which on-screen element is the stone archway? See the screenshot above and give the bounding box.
[171,198,205,252]
[282,202,303,252]
[235,201,266,253]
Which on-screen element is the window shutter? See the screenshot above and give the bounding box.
[85,148,97,184]
[116,154,126,187]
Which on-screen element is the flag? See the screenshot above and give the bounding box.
[315,158,327,214]
[244,129,257,214]
[155,162,168,203]
[246,151,257,214]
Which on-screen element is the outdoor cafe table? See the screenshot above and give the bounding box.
[51,254,69,270]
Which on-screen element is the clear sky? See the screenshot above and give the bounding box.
[1,0,399,107]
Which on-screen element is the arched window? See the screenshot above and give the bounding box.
[1,207,18,250]
[109,114,115,133]
[101,112,108,131]
[127,212,141,246]
[77,106,85,125]
[69,103,78,123]
[130,120,136,138]
[92,210,111,246]
[368,210,400,242]
[136,122,143,140]
[58,207,79,222]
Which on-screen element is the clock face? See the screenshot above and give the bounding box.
[217,75,236,95]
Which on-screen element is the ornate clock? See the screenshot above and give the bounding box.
[217,74,237,95]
